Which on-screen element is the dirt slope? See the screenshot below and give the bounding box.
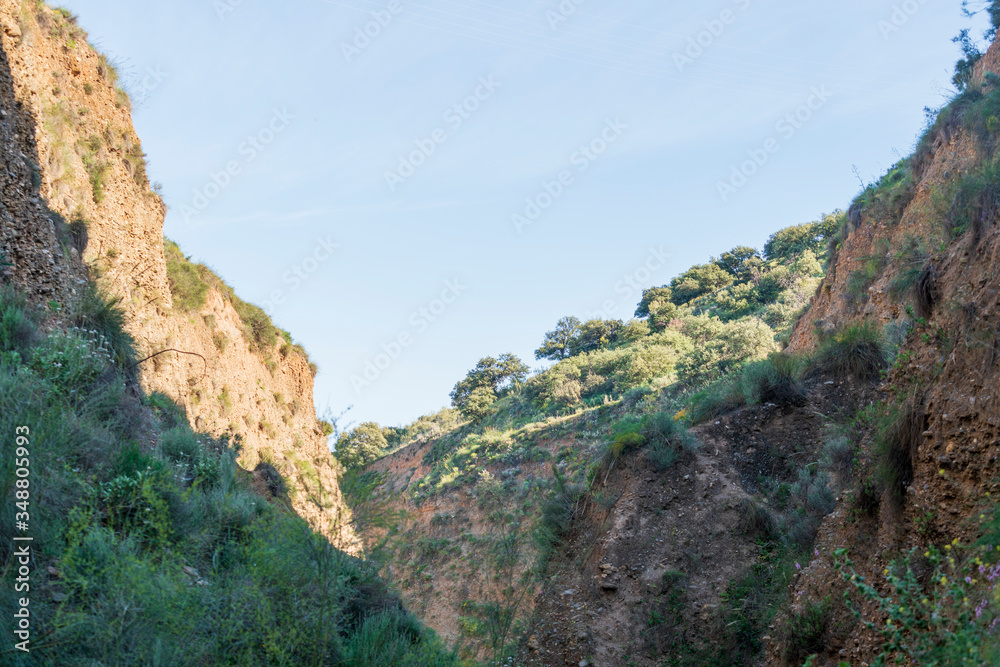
[0,1,354,548]
[771,35,1000,667]
[358,377,870,665]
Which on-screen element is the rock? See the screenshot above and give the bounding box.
[47,566,60,578]
[183,565,200,578]
[579,661,590,667]
[527,636,539,651]
[4,22,22,38]
[600,580,618,591]
[561,589,576,596]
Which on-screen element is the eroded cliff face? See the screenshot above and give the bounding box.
[0,0,354,549]
[775,36,1000,666]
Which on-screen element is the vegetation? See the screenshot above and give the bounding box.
[450,354,529,422]
[0,283,456,666]
[690,353,807,424]
[836,531,1000,666]
[334,422,392,470]
[164,240,308,361]
[809,321,889,382]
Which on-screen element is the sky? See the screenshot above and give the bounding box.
[58,0,992,430]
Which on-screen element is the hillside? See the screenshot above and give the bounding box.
[342,19,1000,667]
[342,212,850,665]
[0,1,460,665]
[0,0,351,547]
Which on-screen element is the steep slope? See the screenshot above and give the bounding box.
[768,32,1000,666]
[345,217,847,665]
[0,1,352,547]
[348,28,1000,667]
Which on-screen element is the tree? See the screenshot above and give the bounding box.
[635,287,678,332]
[963,1,1000,39]
[462,386,498,421]
[635,286,673,318]
[451,354,530,421]
[333,422,388,469]
[716,246,762,283]
[952,28,983,91]
[569,319,623,356]
[763,214,840,262]
[534,316,582,361]
[670,263,735,305]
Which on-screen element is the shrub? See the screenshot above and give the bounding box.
[72,284,138,371]
[232,296,278,354]
[737,498,777,539]
[29,329,112,398]
[0,286,39,355]
[689,353,806,423]
[809,321,888,382]
[159,426,203,469]
[820,433,855,481]
[783,597,831,664]
[640,411,696,470]
[872,396,924,502]
[835,541,1000,667]
[676,316,777,385]
[947,159,1000,245]
[164,240,210,311]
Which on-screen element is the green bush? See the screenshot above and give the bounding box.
[782,597,831,664]
[0,287,40,355]
[29,329,112,398]
[871,397,923,502]
[640,411,696,470]
[690,353,806,423]
[809,321,888,382]
[164,240,210,311]
[835,540,1000,667]
[72,284,138,371]
[947,159,1000,244]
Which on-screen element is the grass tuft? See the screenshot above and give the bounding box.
[809,321,888,382]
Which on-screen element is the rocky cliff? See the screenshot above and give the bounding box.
[0,0,353,549]
[775,32,1000,666]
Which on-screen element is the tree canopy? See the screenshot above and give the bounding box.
[716,246,763,283]
[333,421,389,469]
[534,316,582,361]
[670,263,735,305]
[763,214,840,262]
[451,354,530,421]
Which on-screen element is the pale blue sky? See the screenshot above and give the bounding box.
[59,0,990,428]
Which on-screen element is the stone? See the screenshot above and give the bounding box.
[600,580,618,591]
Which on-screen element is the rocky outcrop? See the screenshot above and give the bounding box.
[0,0,354,549]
